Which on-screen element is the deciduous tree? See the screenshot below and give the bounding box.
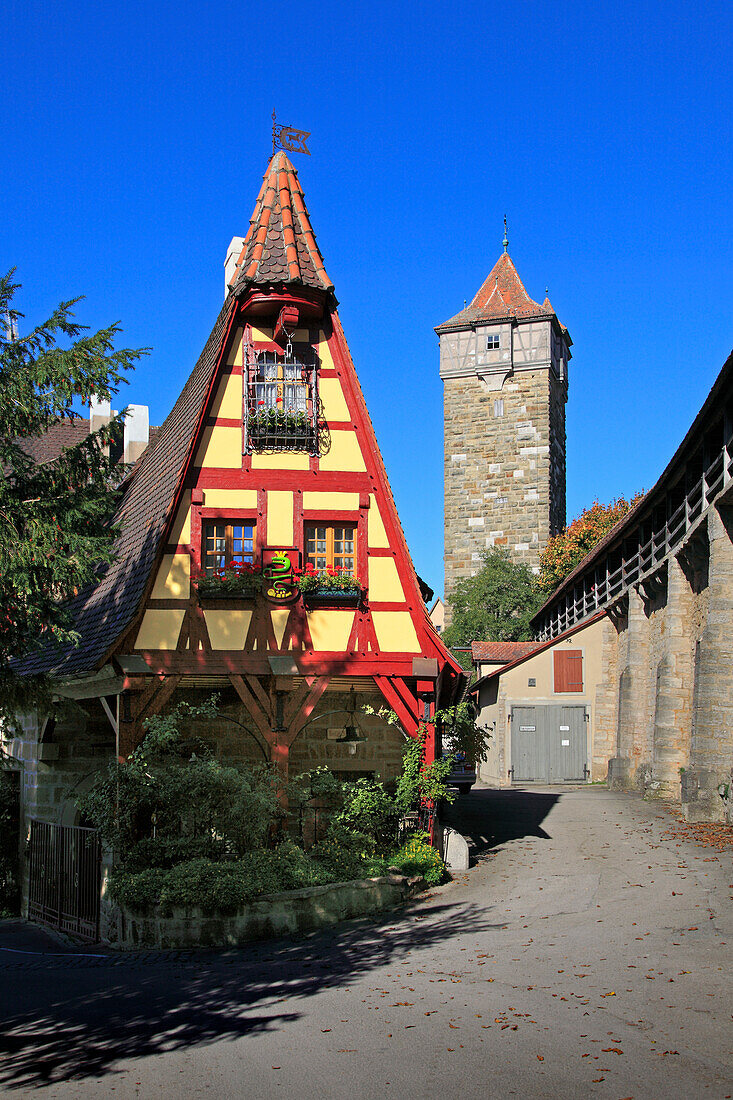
[538,494,645,592]
[442,548,543,648]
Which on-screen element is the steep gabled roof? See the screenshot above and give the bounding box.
[436,252,565,334]
[19,296,237,676]
[229,151,335,301]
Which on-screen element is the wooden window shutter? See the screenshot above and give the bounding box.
[554,649,583,693]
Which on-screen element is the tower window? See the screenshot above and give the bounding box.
[486,333,500,350]
[493,399,504,418]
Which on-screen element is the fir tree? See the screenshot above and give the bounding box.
[0,271,146,719]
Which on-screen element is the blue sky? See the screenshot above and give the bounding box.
[3,0,732,596]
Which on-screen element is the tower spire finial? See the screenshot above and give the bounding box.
[503,215,508,253]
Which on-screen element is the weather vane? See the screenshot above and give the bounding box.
[272,110,311,156]
[503,215,509,253]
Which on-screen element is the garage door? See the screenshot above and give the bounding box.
[511,705,587,782]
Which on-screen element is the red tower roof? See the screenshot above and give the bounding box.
[229,151,335,303]
[436,252,566,333]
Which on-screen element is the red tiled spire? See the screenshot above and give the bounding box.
[436,252,556,333]
[229,151,335,300]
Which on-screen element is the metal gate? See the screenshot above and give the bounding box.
[28,820,101,942]
[511,705,587,782]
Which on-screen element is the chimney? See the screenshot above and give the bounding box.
[225,236,246,296]
[89,396,111,433]
[123,404,150,465]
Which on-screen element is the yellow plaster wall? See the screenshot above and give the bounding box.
[195,426,241,469]
[306,610,355,652]
[227,327,244,367]
[203,609,252,650]
[169,496,191,545]
[317,335,335,369]
[270,608,291,649]
[267,491,294,546]
[135,609,186,650]
[250,326,272,342]
[209,372,242,420]
[302,492,360,512]
[319,430,366,473]
[319,377,351,422]
[251,453,310,470]
[202,489,258,509]
[368,496,389,548]
[368,556,405,603]
[371,611,421,653]
[151,554,191,599]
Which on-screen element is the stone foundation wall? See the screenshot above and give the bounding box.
[599,507,732,820]
[108,874,424,949]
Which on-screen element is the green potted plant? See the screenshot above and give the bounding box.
[295,564,364,607]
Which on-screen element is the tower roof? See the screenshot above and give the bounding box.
[229,151,335,302]
[436,252,565,334]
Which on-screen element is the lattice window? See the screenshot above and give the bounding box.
[245,348,319,454]
[203,521,256,576]
[305,525,356,575]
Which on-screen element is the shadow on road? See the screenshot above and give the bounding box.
[0,901,502,1089]
[444,787,561,861]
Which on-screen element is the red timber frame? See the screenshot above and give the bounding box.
[112,300,463,772]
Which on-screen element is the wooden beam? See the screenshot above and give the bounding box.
[285,675,330,746]
[373,675,419,737]
[229,674,273,742]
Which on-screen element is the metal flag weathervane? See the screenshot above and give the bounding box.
[272,111,311,156]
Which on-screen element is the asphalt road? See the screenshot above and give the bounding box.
[1,786,732,1099]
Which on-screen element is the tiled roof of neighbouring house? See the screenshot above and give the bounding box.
[17,296,237,676]
[16,416,91,464]
[229,151,336,302]
[436,252,567,334]
[470,640,543,664]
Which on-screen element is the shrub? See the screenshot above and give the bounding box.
[77,697,282,861]
[392,832,445,886]
[333,777,397,849]
[110,844,334,915]
[311,822,375,882]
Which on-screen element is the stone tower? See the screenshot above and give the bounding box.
[437,246,571,609]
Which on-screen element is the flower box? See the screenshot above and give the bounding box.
[302,589,363,609]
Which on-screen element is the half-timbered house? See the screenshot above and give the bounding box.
[11,152,464,928]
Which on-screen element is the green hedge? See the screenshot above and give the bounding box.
[110,831,444,915]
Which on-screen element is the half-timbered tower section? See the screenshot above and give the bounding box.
[437,250,571,609]
[14,152,463,835]
[532,350,733,822]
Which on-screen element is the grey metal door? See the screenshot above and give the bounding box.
[547,706,587,781]
[512,705,587,782]
[512,706,545,781]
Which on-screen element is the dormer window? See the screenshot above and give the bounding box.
[245,349,319,454]
[486,333,500,350]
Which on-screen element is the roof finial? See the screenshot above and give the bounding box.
[545,285,549,297]
[503,215,508,253]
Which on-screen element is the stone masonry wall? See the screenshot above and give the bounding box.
[444,367,554,606]
[686,507,733,820]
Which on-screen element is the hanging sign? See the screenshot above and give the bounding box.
[262,549,299,603]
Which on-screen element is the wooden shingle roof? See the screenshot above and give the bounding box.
[229,151,335,302]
